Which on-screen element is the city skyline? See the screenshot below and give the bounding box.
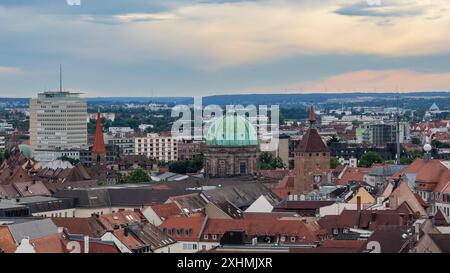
[0,0,450,97]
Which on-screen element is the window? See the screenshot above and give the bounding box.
[212,234,218,240]
[185,229,191,237]
[204,234,209,240]
[290,237,296,242]
[176,228,183,237]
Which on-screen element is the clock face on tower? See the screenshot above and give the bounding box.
[314,175,322,183]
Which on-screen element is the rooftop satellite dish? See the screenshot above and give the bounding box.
[423,144,432,152]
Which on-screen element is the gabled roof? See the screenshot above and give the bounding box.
[51,217,106,238]
[13,181,51,197]
[202,183,281,209]
[7,218,59,244]
[336,167,370,186]
[98,211,143,231]
[361,225,411,253]
[31,232,68,253]
[202,212,319,243]
[168,192,207,212]
[146,203,182,221]
[0,226,16,253]
[160,213,206,242]
[126,222,175,250]
[429,234,450,252]
[318,203,415,232]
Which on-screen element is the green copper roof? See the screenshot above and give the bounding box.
[206,115,258,146]
[18,144,31,159]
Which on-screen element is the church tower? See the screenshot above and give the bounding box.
[92,111,106,164]
[293,106,330,194]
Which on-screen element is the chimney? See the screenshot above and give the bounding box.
[357,196,362,212]
[355,196,362,228]
[371,211,377,222]
[84,236,89,254]
[124,227,129,237]
[25,186,29,192]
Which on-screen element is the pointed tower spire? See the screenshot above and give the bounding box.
[92,110,106,158]
[308,106,316,128]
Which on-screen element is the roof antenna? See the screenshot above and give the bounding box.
[59,64,63,93]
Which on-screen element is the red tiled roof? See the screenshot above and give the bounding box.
[148,203,182,220]
[259,170,290,180]
[51,217,106,238]
[13,181,51,197]
[393,159,450,192]
[271,174,295,199]
[98,211,143,231]
[160,213,206,241]
[113,229,143,250]
[202,213,318,243]
[77,240,120,253]
[318,203,415,232]
[31,232,69,253]
[0,226,16,253]
[336,167,370,186]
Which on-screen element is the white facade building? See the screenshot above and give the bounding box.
[30,92,87,161]
[0,135,5,151]
[134,133,178,162]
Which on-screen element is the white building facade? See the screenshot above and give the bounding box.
[134,133,178,162]
[30,92,87,161]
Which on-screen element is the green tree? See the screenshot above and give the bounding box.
[411,137,421,145]
[169,154,204,174]
[358,152,384,168]
[57,156,80,165]
[259,152,286,170]
[121,168,151,184]
[432,140,450,149]
[3,149,10,160]
[330,157,340,169]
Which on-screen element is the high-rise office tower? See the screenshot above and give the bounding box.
[30,91,87,161]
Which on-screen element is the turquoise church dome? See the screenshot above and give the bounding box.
[206,115,258,146]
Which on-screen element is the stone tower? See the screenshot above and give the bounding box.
[293,106,330,194]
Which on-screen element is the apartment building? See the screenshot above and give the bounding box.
[134,133,178,162]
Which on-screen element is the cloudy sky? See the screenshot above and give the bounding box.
[0,0,449,97]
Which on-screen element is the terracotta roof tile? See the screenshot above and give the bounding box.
[336,167,370,186]
[51,217,106,238]
[98,211,143,231]
[148,203,182,220]
[31,232,69,253]
[160,213,206,241]
[202,213,319,243]
[0,226,16,253]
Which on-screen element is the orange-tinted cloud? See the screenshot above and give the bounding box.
[254,70,450,93]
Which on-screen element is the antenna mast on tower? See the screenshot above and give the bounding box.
[59,64,63,93]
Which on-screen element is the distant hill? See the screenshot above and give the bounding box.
[2,91,450,108]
